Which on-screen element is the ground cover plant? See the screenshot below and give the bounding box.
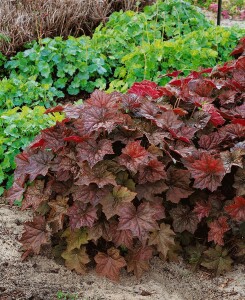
[0,75,62,112]
[6,41,245,279]
[0,0,154,56]
[105,26,245,91]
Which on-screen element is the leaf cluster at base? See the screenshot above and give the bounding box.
[7,40,245,280]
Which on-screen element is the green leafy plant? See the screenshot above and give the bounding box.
[3,27,244,107]
[0,75,62,112]
[107,26,245,91]
[7,45,244,279]
[93,0,212,47]
[0,106,63,194]
[56,290,78,300]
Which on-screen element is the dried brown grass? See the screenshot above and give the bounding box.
[0,0,155,56]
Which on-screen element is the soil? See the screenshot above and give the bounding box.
[0,197,245,300]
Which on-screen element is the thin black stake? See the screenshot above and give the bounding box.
[217,0,222,25]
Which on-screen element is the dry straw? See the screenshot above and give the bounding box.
[0,0,154,56]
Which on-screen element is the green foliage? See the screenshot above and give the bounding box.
[56,291,78,300]
[4,36,110,98]
[93,0,211,46]
[107,26,245,91]
[0,0,214,108]
[0,106,63,194]
[0,75,61,112]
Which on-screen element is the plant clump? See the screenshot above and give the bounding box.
[6,40,245,280]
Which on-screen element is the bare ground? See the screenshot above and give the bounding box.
[0,200,244,300]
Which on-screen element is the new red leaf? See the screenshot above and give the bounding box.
[118,140,149,173]
[193,201,211,221]
[45,105,64,114]
[188,79,216,97]
[187,153,225,192]
[208,216,230,246]
[64,135,89,143]
[225,197,245,222]
[202,104,225,127]
[128,80,165,99]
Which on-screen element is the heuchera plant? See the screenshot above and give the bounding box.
[7,40,245,280]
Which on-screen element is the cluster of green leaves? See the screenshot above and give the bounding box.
[0,106,63,194]
[0,75,61,112]
[2,0,244,107]
[93,0,211,46]
[56,291,78,300]
[4,36,109,99]
[106,26,244,91]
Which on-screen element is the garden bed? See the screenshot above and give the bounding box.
[0,2,245,300]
